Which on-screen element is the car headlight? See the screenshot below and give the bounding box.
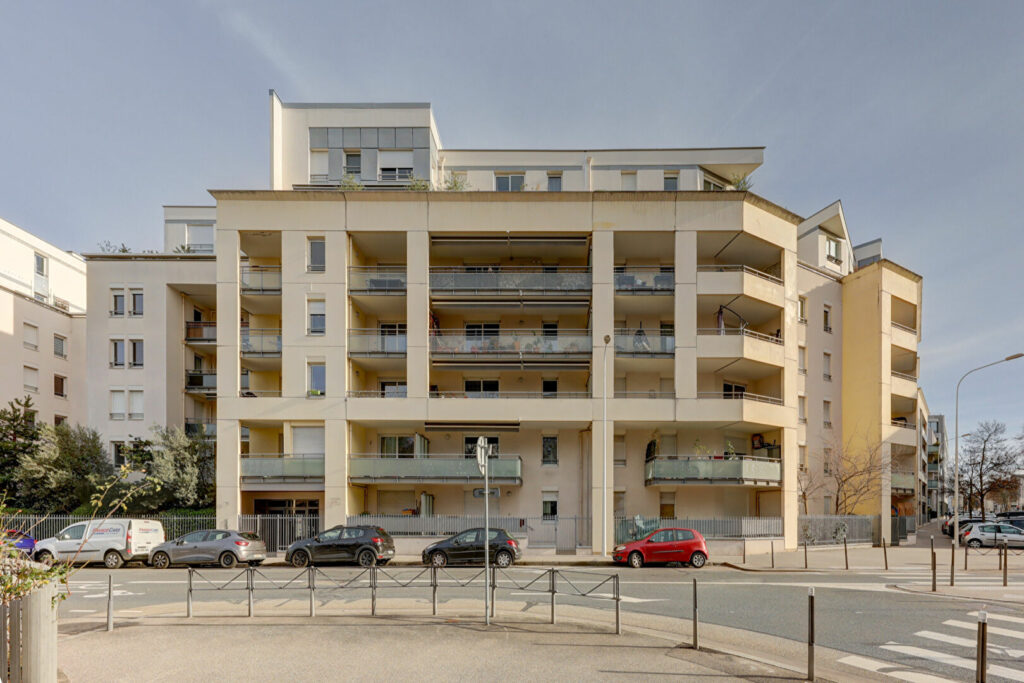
[614,545,626,552]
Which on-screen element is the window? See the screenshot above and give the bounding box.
[614,491,626,517]
[797,297,807,323]
[663,173,679,191]
[308,362,326,396]
[547,174,562,192]
[703,178,724,191]
[240,369,250,392]
[465,322,499,337]
[464,379,499,398]
[380,435,416,457]
[344,152,361,177]
[130,290,144,316]
[53,334,66,359]
[111,340,125,367]
[495,174,524,192]
[59,524,85,542]
[23,323,38,351]
[614,435,626,467]
[309,149,328,182]
[379,322,407,352]
[464,436,499,457]
[308,238,326,272]
[308,300,326,335]
[823,352,832,381]
[379,381,407,398]
[34,253,47,276]
[826,237,842,265]
[542,379,558,398]
[798,395,807,423]
[23,366,38,392]
[380,167,412,181]
[542,492,558,520]
[823,448,832,473]
[799,445,807,471]
[723,381,746,398]
[130,340,144,368]
[621,172,637,191]
[53,375,66,398]
[25,410,36,427]
[823,305,832,333]
[823,496,833,515]
[292,426,325,456]
[110,390,125,420]
[798,346,807,375]
[53,415,66,426]
[542,321,558,338]
[542,436,558,465]
[128,390,144,420]
[659,492,675,519]
[111,441,125,465]
[823,400,832,428]
[111,290,125,316]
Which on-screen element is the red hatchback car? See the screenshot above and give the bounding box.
[613,528,708,568]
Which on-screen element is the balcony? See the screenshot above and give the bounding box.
[430,267,591,298]
[430,330,592,369]
[349,330,408,356]
[184,371,217,395]
[185,321,216,345]
[891,470,916,492]
[240,266,282,294]
[241,329,282,357]
[184,419,216,439]
[430,390,589,399]
[614,267,674,294]
[349,267,407,295]
[696,327,785,367]
[697,391,783,405]
[696,264,784,307]
[348,455,522,484]
[644,455,782,486]
[614,329,674,358]
[240,454,324,482]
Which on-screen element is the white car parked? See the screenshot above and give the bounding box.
[34,519,165,568]
[962,522,1024,548]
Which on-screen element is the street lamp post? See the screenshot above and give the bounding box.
[953,353,1024,547]
[602,334,611,557]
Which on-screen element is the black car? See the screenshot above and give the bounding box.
[944,516,984,536]
[285,525,395,568]
[421,528,522,568]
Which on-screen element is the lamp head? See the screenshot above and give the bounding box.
[1006,353,1024,361]
[603,334,611,344]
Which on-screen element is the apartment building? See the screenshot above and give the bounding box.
[928,414,950,516]
[0,216,86,427]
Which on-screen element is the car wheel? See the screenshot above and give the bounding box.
[357,549,377,568]
[968,539,982,548]
[495,550,513,568]
[690,552,707,569]
[35,550,54,566]
[104,550,124,569]
[151,551,171,569]
[219,551,238,569]
[291,550,310,568]
[628,551,644,569]
[430,551,448,567]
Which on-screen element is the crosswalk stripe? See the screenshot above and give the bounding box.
[944,620,1024,640]
[916,630,1024,658]
[969,611,1024,625]
[837,654,954,682]
[880,644,1024,682]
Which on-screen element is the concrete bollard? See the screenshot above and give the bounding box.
[977,611,988,682]
[807,587,815,681]
[308,566,316,618]
[1004,544,1009,588]
[21,582,57,683]
[771,540,775,569]
[844,536,849,571]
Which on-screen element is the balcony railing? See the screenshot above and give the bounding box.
[696,327,784,345]
[185,243,214,254]
[430,330,591,358]
[614,329,675,356]
[185,371,217,393]
[430,391,590,399]
[349,330,408,355]
[614,267,674,293]
[697,391,784,405]
[185,321,217,343]
[430,267,591,295]
[891,470,916,491]
[349,267,408,294]
[614,391,675,399]
[240,266,282,294]
[379,169,413,182]
[892,370,918,382]
[892,321,918,335]
[348,455,522,483]
[239,389,282,398]
[347,389,409,398]
[184,419,216,439]
[241,454,324,480]
[644,455,782,485]
[241,329,282,356]
[927,480,938,490]
[891,419,916,430]
[696,264,783,285]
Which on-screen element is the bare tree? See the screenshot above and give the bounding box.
[797,467,825,515]
[958,421,1019,520]
[818,434,888,515]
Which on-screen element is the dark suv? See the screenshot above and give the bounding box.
[286,526,395,567]
[422,528,522,567]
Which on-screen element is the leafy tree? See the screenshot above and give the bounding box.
[123,427,214,510]
[0,396,41,500]
[15,424,113,513]
[337,173,364,191]
[442,173,469,191]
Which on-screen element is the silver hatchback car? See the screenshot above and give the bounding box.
[963,522,1024,548]
[150,530,266,568]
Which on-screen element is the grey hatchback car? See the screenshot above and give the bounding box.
[150,530,266,568]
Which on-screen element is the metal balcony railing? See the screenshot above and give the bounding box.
[614,391,675,399]
[185,243,214,254]
[430,267,591,295]
[184,419,216,439]
[696,264,783,285]
[892,321,918,335]
[892,370,918,382]
[614,266,674,293]
[239,389,282,398]
[348,455,522,483]
[379,169,413,182]
[241,329,282,356]
[697,391,784,406]
[891,470,916,491]
[430,391,590,399]
[241,454,325,480]
[644,455,782,485]
[696,327,784,345]
[240,266,282,294]
[430,330,591,357]
[891,419,916,430]
[185,371,217,393]
[347,389,409,398]
[185,321,217,343]
[349,330,408,355]
[614,329,675,356]
[349,266,407,294]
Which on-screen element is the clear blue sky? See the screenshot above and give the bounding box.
[1,1,1022,433]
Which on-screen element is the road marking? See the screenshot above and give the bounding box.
[880,644,1024,682]
[837,654,955,682]
[969,611,1024,625]
[916,630,1024,658]
[68,609,96,614]
[944,619,1024,640]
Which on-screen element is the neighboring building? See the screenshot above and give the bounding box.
[0,216,86,427]
[928,414,949,516]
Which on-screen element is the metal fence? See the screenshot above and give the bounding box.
[798,515,876,545]
[346,515,592,551]
[614,516,783,544]
[237,515,321,553]
[5,515,219,543]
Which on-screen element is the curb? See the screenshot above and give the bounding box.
[892,584,1024,607]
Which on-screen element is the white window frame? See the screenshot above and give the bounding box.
[53,334,67,359]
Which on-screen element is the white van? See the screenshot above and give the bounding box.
[34,519,165,568]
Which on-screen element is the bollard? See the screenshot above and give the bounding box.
[187,568,193,618]
[742,542,746,565]
[692,578,699,651]
[614,574,621,635]
[1,603,7,678]
[247,567,254,618]
[952,539,957,586]
[431,566,438,616]
[804,539,808,569]
[371,565,377,616]
[964,541,968,573]
[1004,543,1009,588]
[977,610,988,682]
[107,574,114,632]
[308,566,316,618]
[883,536,888,571]
[490,567,496,619]
[999,543,1003,571]
[771,540,775,569]
[931,534,935,556]
[807,587,815,681]
[549,569,556,625]
[844,536,849,571]
[931,551,937,592]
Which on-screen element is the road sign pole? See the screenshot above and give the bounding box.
[477,436,491,627]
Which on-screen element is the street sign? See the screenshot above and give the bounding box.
[472,488,500,498]
[476,436,488,475]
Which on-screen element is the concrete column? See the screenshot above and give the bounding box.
[406,230,430,398]
[22,582,58,683]
[323,417,348,526]
[782,245,800,550]
[215,228,241,526]
[782,426,799,549]
[674,230,697,399]
[591,230,614,553]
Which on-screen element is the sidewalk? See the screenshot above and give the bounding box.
[262,553,616,567]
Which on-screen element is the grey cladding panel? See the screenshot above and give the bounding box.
[327,128,344,148]
[328,149,345,181]
[309,127,328,149]
[413,127,430,149]
[378,127,396,149]
[360,128,378,148]
[396,127,413,148]
[361,148,378,182]
[413,148,430,180]
[343,128,361,148]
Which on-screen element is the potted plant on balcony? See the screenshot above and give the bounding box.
[307,389,323,397]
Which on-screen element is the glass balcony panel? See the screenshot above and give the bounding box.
[644,455,781,484]
[349,331,408,354]
[430,267,591,294]
[185,321,217,343]
[241,454,325,478]
[614,266,675,293]
[349,267,408,293]
[349,455,522,481]
[430,330,591,355]
[240,266,282,293]
[241,329,282,356]
[185,371,217,391]
[891,470,916,490]
[614,329,675,355]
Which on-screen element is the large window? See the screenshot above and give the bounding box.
[110,390,126,420]
[379,381,407,398]
[111,340,125,367]
[547,174,562,192]
[663,173,679,191]
[111,290,125,316]
[495,174,524,192]
[130,290,144,316]
[131,340,144,368]
[308,362,326,396]
[542,378,558,397]
[826,236,842,264]
[23,366,38,393]
[308,300,326,335]
[464,379,499,398]
[23,323,38,351]
[797,297,807,323]
[380,435,415,457]
[542,492,558,520]
[465,322,499,337]
[344,152,361,177]
[128,390,144,420]
[308,238,326,272]
[621,172,637,191]
[112,441,126,466]
[542,436,558,465]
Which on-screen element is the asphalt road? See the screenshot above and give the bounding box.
[60,562,1024,682]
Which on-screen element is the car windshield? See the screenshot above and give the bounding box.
[240,532,260,541]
